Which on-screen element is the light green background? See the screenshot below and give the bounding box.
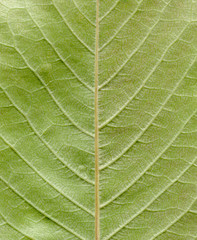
[0,0,197,239]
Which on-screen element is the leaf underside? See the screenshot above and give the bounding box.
[0,0,197,239]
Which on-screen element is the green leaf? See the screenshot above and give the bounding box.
[0,0,197,240]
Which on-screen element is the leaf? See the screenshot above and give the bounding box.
[0,0,197,240]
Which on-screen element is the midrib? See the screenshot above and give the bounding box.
[94,0,100,240]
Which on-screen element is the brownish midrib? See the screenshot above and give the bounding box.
[95,0,100,239]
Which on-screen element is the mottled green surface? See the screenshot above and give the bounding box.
[0,0,197,239]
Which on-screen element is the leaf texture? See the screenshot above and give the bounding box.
[0,0,197,240]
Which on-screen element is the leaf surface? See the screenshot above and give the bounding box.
[0,0,197,239]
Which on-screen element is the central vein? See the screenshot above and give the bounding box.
[94,0,100,239]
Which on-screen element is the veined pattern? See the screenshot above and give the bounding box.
[0,0,197,239]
